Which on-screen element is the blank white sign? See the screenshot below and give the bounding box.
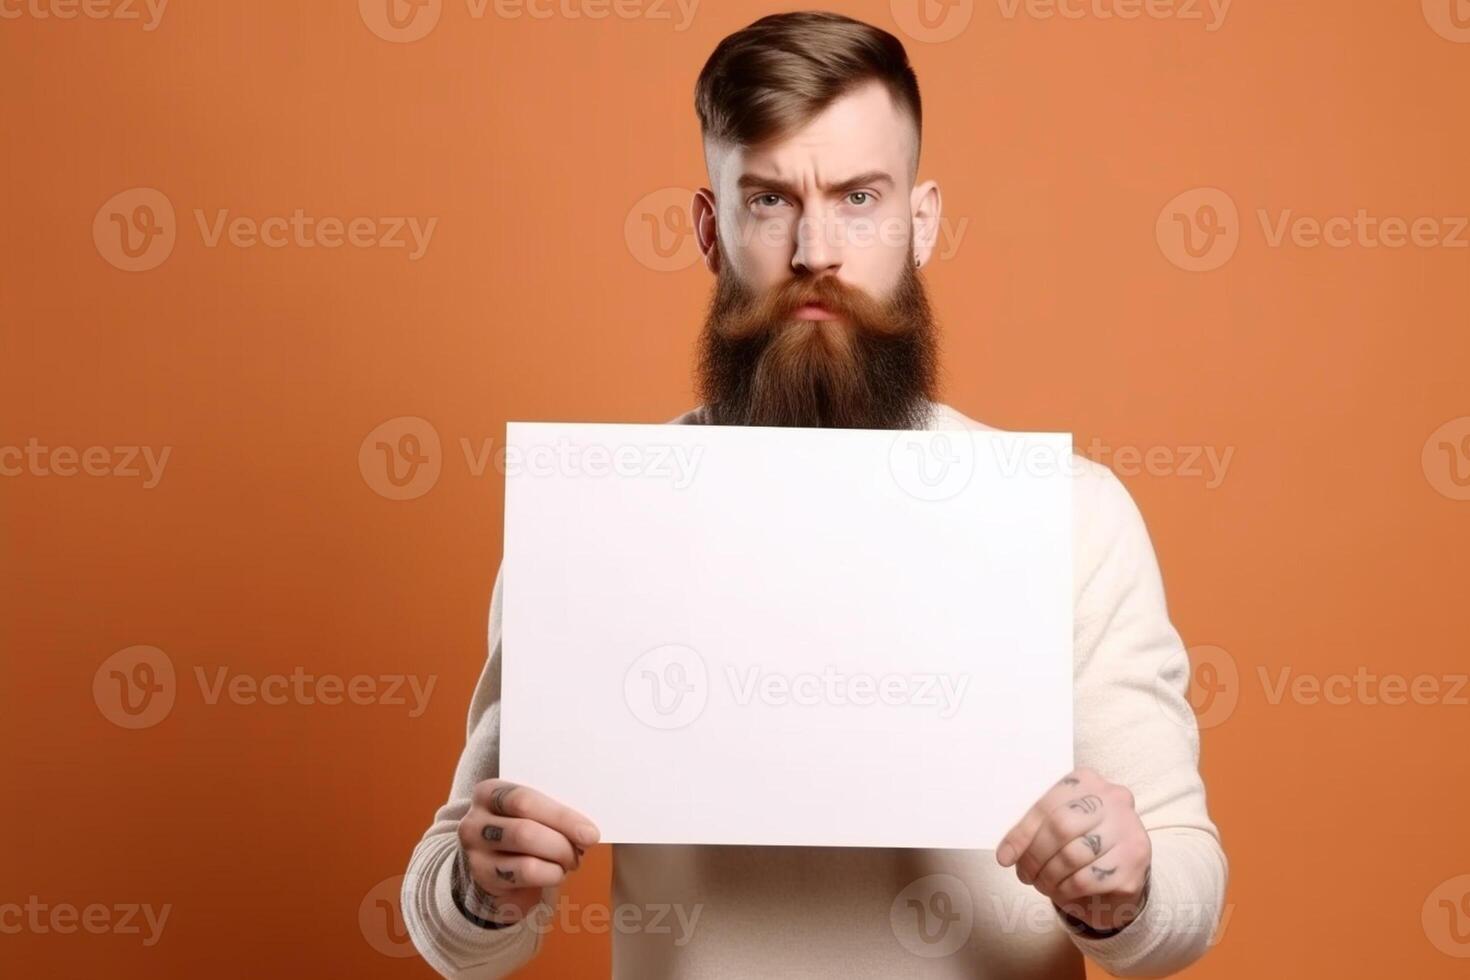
[500,421,1072,849]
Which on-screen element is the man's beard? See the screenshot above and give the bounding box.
[696,259,939,430]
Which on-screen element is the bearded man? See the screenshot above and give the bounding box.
[402,11,1227,979]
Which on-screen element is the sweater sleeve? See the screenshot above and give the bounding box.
[401,566,555,979]
[1061,460,1229,976]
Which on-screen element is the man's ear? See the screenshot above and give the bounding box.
[910,179,941,269]
[693,188,720,275]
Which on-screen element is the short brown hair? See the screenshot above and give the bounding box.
[694,11,922,161]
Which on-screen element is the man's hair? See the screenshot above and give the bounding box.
[694,11,922,160]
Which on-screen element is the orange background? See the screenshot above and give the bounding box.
[3,1,1469,977]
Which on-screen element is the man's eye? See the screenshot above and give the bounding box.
[848,191,873,206]
[753,194,785,209]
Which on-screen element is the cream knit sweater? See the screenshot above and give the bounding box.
[402,402,1228,978]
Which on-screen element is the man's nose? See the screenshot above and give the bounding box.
[791,210,842,276]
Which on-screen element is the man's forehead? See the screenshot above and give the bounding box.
[707,81,917,191]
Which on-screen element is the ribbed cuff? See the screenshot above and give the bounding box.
[1062,837,1223,973]
[400,836,544,977]
[1055,866,1151,938]
[450,846,513,930]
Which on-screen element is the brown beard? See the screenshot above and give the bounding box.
[696,259,939,429]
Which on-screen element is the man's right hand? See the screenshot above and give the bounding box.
[455,779,601,925]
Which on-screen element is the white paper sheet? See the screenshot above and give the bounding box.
[500,421,1072,849]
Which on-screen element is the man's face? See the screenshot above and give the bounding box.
[693,80,944,429]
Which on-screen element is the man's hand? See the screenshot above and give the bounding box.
[996,767,1152,932]
[455,779,601,925]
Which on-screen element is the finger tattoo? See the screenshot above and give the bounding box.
[1066,795,1103,815]
[1060,776,1081,786]
[1090,865,1116,881]
[489,784,519,817]
[496,867,515,883]
[1082,833,1101,857]
[482,824,504,843]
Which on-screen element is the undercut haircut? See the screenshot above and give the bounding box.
[694,11,922,173]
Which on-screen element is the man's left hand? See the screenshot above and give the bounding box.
[996,767,1152,932]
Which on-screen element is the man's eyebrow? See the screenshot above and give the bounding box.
[735,170,895,197]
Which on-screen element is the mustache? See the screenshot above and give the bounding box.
[709,272,906,342]
[697,260,939,430]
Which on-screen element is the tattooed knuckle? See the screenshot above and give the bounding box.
[1063,794,1105,824]
[474,779,522,817]
[491,785,522,817]
[489,857,520,886]
[475,820,504,851]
